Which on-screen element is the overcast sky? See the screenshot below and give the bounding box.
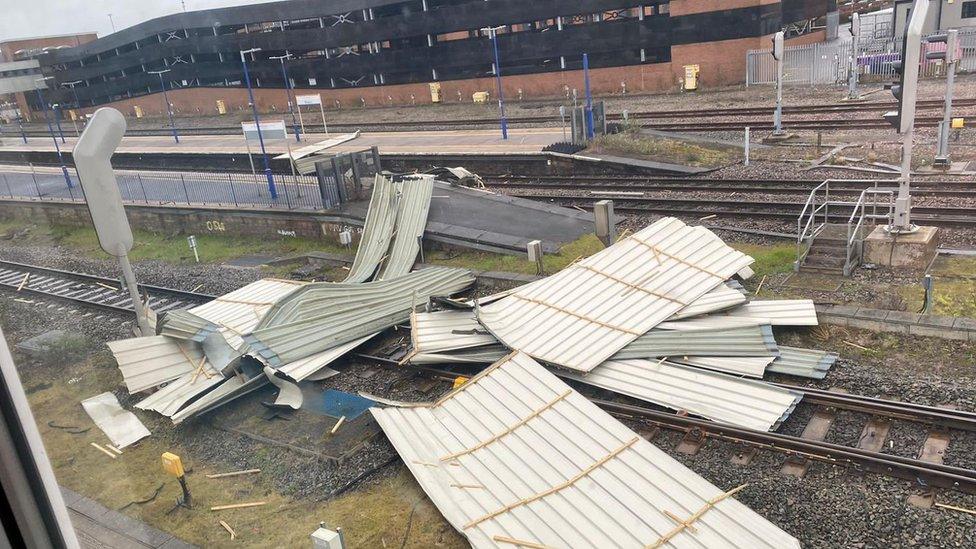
[0,0,279,42]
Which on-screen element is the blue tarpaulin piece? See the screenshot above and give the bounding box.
[311,389,376,420]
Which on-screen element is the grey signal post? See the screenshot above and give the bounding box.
[771,32,785,135]
[848,13,860,100]
[889,0,929,233]
[73,108,152,335]
[928,29,958,166]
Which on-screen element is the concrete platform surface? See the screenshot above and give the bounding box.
[61,486,195,548]
[0,128,563,156]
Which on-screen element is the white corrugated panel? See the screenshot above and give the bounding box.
[81,392,150,449]
[766,346,838,379]
[135,370,225,417]
[562,359,801,431]
[411,345,510,365]
[345,174,398,283]
[674,356,777,378]
[478,218,754,373]
[107,335,214,393]
[372,352,801,549]
[668,282,748,320]
[723,300,819,326]
[411,310,496,354]
[188,278,306,350]
[275,335,374,382]
[376,175,434,280]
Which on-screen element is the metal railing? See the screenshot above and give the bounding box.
[845,186,895,276]
[0,165,326,211]
[747,29,976,86]
[795,180,832,271]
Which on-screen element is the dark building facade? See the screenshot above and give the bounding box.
[30,0,835,117]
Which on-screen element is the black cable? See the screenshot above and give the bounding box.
[399,498,422,549]
[119,483,165,511]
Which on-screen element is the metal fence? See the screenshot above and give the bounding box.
[746,29,976,87]
[0,165,326,211]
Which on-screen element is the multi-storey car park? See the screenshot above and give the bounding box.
[5,0,837,119]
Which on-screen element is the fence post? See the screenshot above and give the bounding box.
[228,173,239,207]
[180,173,191,204]
[29,163,42,200]
[280,174,292,209]
[137,173,149,204]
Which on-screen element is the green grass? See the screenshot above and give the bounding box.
[588,130,735,167]
[730,242,796,277]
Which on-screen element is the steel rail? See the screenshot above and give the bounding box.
[0,260,215,314]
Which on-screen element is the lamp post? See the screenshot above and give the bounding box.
[481,26,508,140]
[34,78,72,189]
[51,103,66,144]
[148,69,179,143]
[107,13,116,32]
[240,47,277,199]
[269,52,301,142]
[62,80,84,136]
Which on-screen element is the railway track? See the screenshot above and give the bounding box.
[504,194,976,227]
[6,98,971,137]
[0,260,215,314]
[408,363,976,495]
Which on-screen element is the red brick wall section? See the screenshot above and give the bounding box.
[669,0,778,17]
[73,63,677,118]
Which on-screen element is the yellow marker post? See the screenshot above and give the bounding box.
[161,452,192,509]
[951,118,965,129]
[453,376,470,389]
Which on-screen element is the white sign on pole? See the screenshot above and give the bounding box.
[296,94,322,106]
[241,120,287,141]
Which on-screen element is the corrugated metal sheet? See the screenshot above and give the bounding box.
[674,356,776,378]
[135,370,226,417]
[345,174,398,283]
[107,335,215,393]
[411,310,496,355]
[376,175,434,280]
[766,346,838,379]
[478,218,754,373]
[724,299,819,326]
[246,267,474,366]
[411,345,509,365]
[157,310,218,342]
[563,359,801,431]
[372,351,801,549]
[275,335,374,382]
[81,392,151,449]
[187,278,306,351]
[669,282,748,320]
[612,324,779,360]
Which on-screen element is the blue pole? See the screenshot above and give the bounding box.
[17,117,27,144]
[35,88,72,189]
[241,51,277,200]
[53,105,66,144]
[490,29,508,140]
[278,58,301,143]
[157,73,179,144]
[583,53,595,140]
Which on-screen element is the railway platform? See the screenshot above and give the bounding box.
[0,128,565,156]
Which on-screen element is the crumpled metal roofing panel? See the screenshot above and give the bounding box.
[275,335,374,382]
[246,267,475,366]
[377,175,434,281]
[723,299,819,326]
[371,351,801,549]
[107,335,214,393]
[411,345,510,365]
[478,218,754,373]
[563,359,801,431]
[668,282,748,320]
[611,324,779,360]
[187,278,306,351]
[411,310,496,355]
[345,174,398,283]
[157,310,218,342]
[673,355,776,378]
[134,370,225,417]
[766,346,838,379]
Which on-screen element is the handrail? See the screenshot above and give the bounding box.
[844,182,897,275]
[795,180,831,270]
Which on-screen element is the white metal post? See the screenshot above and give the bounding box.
[318,95,328,135]
[744,127,751,166]
[848,13,861,100]
[773,32,785,135]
